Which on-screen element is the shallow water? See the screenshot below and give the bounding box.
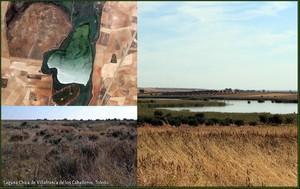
[159,100,298,114]
[46,24,92,85]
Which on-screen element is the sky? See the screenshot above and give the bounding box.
[1,106,137,120]
[138,1,298,90]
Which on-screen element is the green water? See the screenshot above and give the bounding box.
[46,24,92,86]
[41,1,102,105]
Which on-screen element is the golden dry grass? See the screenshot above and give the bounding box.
[137,124,297,187]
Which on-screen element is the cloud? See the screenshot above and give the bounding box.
[177,1,293,23]
[244,2,292,17]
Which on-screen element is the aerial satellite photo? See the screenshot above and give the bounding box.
[1,1,137,106]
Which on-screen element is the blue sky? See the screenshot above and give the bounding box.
[138,1,297,90]
[1,106,137,120]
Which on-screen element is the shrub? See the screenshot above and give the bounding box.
[137,117,146,125]
[9,132,29,142]
[154,110,163,118]
[80,143,99,160]
[149,118,163,126]
[249,121,257,126]
[285,117,294,124]
[88,134,98,141]
[53,155,78,180]
[205,119,215,126]
[179,116,189,124]
[259,115,268,124]
[187,118,198,126]
[195,113,204,118]
[168,117,181,127]
[165,113,172,117]
[48,136,62,145]
[196,117,205,124]
[225,118,233,124]
[210,118,220,125]
[268,114,283,125]
[234,120,244,126]
[220,119,230,126]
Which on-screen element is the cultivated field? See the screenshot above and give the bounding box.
[138,124,297,186]
[2,120,137,186]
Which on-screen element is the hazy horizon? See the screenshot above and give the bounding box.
[138,86,297,92]
[138,2,297,91]
[1,106,137,120]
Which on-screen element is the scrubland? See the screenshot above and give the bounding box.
[2,120,137,186]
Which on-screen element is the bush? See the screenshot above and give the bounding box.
[88,134,98,141]
[225,118,233,124]
[205,119,215,126]
[259,115,268,124]
[285,117,294,124]
[154,110,163,118]
[149,118,164,126]
[53,155,78,180]
[196,117,205,124]
[249,121,257,126]
[178,116,189,124]
[195,113,204,118]
[165,113,172,117]
[234,120,244,126]
[210,118,220,125]
[168,117,181,127]
[9,132,29,142]
[220,119,230,126]
[268,114,283,125]
[48,136,62,145]
[80,143,99,160]
[187,117,198,126]
[137,117,146,125]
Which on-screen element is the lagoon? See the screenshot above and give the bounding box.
[159,100,297,114]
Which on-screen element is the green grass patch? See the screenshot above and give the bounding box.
[138,101,296,127]
[139,99,225,108]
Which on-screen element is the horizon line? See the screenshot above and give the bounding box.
[138,87,298,92]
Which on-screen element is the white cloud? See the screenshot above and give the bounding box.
[244,2,292,17]
[177,1,293,23]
